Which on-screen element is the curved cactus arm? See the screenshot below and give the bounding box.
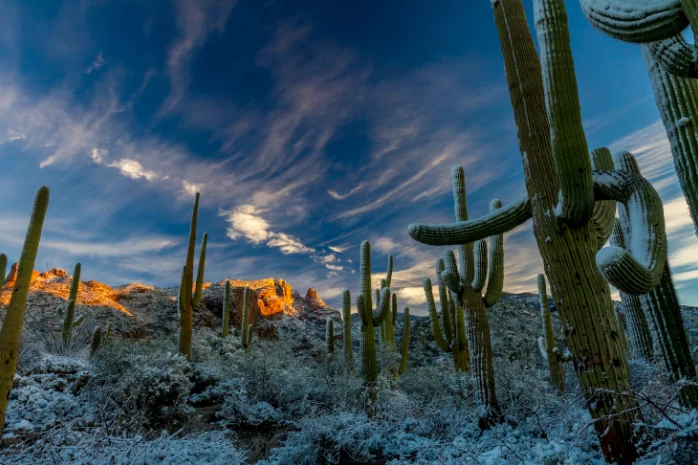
[436,258,453,342]
[73,315,85,327]
[472,240,488,293]
[590,148,617,249]
[483,199,504,308]
[372,287,391,326]
[0,254,6,301]
[452,166,474,283]
[193,232,208,307]
[69,263,81,303]
[385,255,393,288]
[535,0,595,226]
[398,308,410,376]
[424,278,450,352]
[357,295,370,326]
[407,195,531,246]
[441,249,464,298]
[579,0,687,43]
[593,167,667,294]
[649,34,698,78]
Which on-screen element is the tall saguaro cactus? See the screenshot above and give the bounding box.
[537,274,565,394]
[395,308,410,379]
[0,186,49,433]
[240,287,254,351]
[342,290,354,371]
[356,241,391,402]
[178,193,208,359]
[610,221,655,362]
[407,1,670,461]
[380,257,396,349]
[58,263,85,351]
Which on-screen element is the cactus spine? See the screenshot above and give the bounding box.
[240,287,254,351]
[221,280,231,338]
[407,1,672,460]
[58,263,85,351]
[325,318,334,358]
[0,186,49,433]
[537,274,565,394]
[356,241,391,403]
[342,290,354,371]
[610,221,655,362]
[91,326,102,355]
[179,193,207,359]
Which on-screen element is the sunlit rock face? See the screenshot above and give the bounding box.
[221,278,295,318]
[304,288,327,312]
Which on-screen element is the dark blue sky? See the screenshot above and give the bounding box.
[0,0,694,312]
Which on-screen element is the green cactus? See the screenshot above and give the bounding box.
[342,290,354,371]
[407,1,672,460]
[91,326,102,355]
[222,280,231,338]
[179,192,207,359]
[356,241,391,404]
[614,152,698,408]
[537,274,565,394]
[395,308,410,379]
[105,323,112,342]
[58,263,85,351]
[326,318,334,358]
[0,186,49,433]
[240,287,254,351]
[379,257,396,348]
[610,220,655,362]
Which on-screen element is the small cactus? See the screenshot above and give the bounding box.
[395,308,410,379]
[0,186,50,433]
[90,326,102,355]
[240,287,254,351]
[537,274,565,394]
[58,263,85,351]
[326,318,334,358]
[222,280,231,338]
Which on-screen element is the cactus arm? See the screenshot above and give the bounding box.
[0,185,49,435]
[245,324,254,351]
[177,265,186,319]
[385,293,397,347]
[590,148,617,249]
[452,166,475,283]
[0,254,6,301]
[407,195,531,246]
[436,258,453,342]
[73,315,85,327]
[69,263,81,303]
[441,249,464,299]
[357,295,370,326]
[424,278,450,352]
[326,319,334,357]
[579,0,687,43]
[397,308,410,376]
[472,240,488,293]
[453,303,469,372]
[372,287,391,326]
[649,34,698,78]
[222,280,231,338]
[385,255,393,288]
[535,0,595,226]
[593,167,667,294]
[342,290,354,370]
[179,192,199,358]
[193,232,207,307]
[538,337,548,361]
[391,301,397,329]
[483,200,505,308]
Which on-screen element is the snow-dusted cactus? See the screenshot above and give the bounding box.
[240,287,254,351]
[0,186,49,433]
[537,274,565,394]
[379,256,396,348]
[610,220,655,362]
[325,318,334,358]
[356,241,391,403]
[342,290,354,371]
[91,326,102,355]
[590,148,617,249]
[58,263,85,351]
[179,192,208,359]
[643,44,698,238]
[222,280,231,338]
[193,233,207,307]
[406,1,669,460]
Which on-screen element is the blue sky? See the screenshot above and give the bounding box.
[0,0,695,313]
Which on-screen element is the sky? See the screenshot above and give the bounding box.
[0,0,696,314]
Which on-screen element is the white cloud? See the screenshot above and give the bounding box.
[398,286,429,306]
[85,52,105,74]
[328,245,348,253]
[328,183,362,200]
[107,159,158,181]
[222,204,271,244]
[90,147,107,163]
[267,232,314,255]
[182,180,201,196]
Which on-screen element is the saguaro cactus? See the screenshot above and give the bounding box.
[325,319,334,358]
[379,257,396,348]
[537,274,565,394]
[91,326,102,355]
[58,263,85,351]
[239,287,254,351]
[423,258,469,372]
[615,151,698,408]
[222,280,231,338]
[395,308,410,379]
[178,193,207,359]
[0,186,49,433]
[408,1,670,461]
[610,220,655,362]
[356,241,391,401]
[193,233,208,307]
[342,290,354,371]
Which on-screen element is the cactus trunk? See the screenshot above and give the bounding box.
[538,274,565,394]
[222,280,231,338]
[91,326,102,355]
[0,186,49,433]
[342,290,354,371]
[326,318,334,358]
[179,193,199,358]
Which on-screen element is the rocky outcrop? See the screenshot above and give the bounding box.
[220,278,294,318]
[304,288,327,312]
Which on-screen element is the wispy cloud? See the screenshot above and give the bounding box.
[328,184,362,200]
[86,52,105,74]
